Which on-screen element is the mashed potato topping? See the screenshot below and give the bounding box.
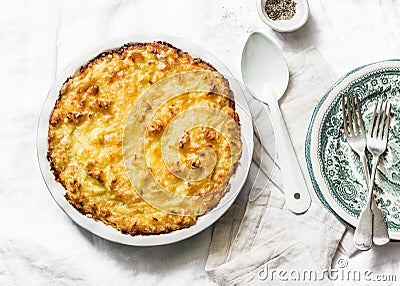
[47,42,241,235]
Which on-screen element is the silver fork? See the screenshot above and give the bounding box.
[356,101,391,249]
[342,95,390,250]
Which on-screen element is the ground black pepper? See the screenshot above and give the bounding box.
[265,0,297,21]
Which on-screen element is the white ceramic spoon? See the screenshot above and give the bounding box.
[241,31,311,214]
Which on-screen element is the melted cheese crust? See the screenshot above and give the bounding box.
[47,42,241,235]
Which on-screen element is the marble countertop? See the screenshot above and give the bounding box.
[1,0,400,284]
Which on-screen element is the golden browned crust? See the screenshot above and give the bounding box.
[47,41,241,236]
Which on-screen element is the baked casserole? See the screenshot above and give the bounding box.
[47,42,242,235]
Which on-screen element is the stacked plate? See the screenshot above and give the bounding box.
[306,60,400,240]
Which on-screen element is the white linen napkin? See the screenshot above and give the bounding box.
[205,47,348,285]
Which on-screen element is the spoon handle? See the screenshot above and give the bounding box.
[264,97,311,214]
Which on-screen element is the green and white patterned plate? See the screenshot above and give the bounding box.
[306,60,400,240]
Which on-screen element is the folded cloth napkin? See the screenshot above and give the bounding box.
[205,47,348,285]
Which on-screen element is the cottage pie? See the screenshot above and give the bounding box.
[47,42,242,235]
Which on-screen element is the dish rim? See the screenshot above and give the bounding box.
[37,33,254,246]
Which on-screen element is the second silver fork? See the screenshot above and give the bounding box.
[356,100,391,249]
[342,95,390,250]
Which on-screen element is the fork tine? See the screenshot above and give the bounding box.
[342,94,349,137]
[370,101,381,138]
[383,102,391,141]
[356,95,365,135]
[351,95,360,135]
[378,101,388,139]
[349,95,355,135]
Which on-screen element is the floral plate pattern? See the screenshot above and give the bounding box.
[306,60,400,240]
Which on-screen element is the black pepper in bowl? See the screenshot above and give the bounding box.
[265,0,297,21]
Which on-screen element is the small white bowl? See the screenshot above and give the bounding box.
[256,0,309,33]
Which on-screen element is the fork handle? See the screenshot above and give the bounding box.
[367,157,390,245]
[355,156,386,250]
[354,155,374,250]
[361,155,390,245]
[371,198,390,245]
[368,157,379,206]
